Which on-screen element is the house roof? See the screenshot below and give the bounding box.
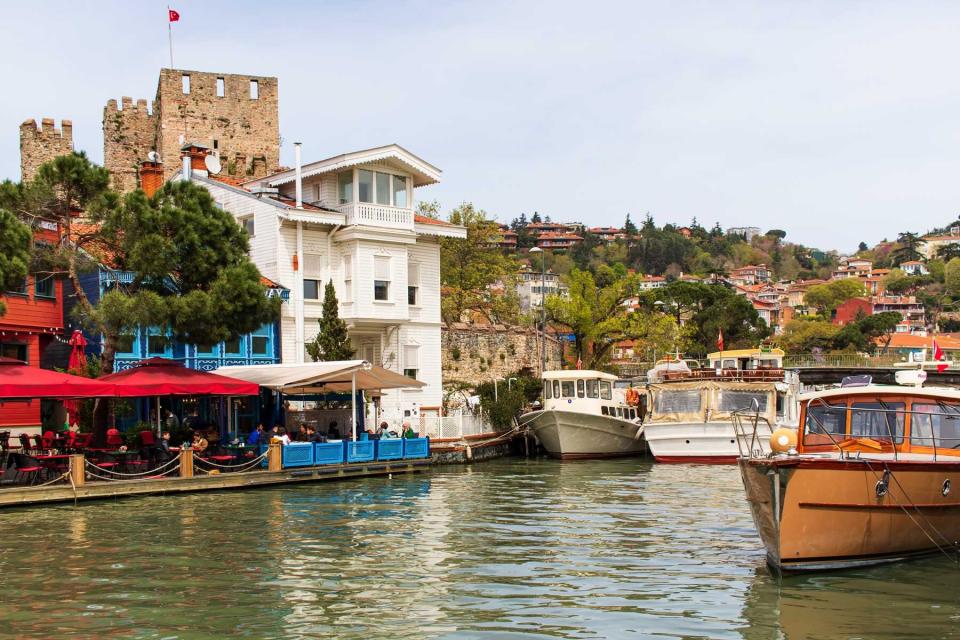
[538,232,582,240]
[253,144,442,189]
[880,334,960,350]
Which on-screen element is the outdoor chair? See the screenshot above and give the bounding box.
[32,434,44,452]
[139,430,156,447]
[9,453,43,485]
[86,451,118,479]
[41,431,55,451]
[19,433,33,454]
[105,428,124,448]
[73,433,92,450]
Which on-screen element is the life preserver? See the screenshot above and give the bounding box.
[625,388,640,406]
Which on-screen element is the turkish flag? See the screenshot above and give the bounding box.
[717,328,724,352]
[169,8,180,22]
[934,339,948,373]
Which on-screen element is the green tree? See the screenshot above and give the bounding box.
[440,203,519,325]
[946,258,960,296]
[623,214,638,236]
[679,286,769,355]
[415,199,441,219]
[306,281,354,361]
[765,229,786,241]
[858,241,869,253]
[803,279,867,314]
[0,208,32,316]
[891,232,922,264]
[779,318,839,353]
[883,268,919,294]
[937,243,960,261]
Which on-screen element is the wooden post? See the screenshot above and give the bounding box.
[268,443,282,472]
[179,448,194,478]
[69,454,85,487]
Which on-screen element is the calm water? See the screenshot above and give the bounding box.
[1,459,959,639]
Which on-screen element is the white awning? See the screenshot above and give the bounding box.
[214,360,426,394]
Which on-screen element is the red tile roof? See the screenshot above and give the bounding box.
[415,214,452,226]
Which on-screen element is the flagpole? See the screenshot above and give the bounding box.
[167,6,174,67]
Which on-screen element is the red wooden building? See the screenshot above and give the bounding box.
[0,223,66,430]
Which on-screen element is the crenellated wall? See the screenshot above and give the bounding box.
[102,97,158,193]
[19,118,73,181]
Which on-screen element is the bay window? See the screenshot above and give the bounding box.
[374,255,391,301]
[338,171,353,205]
[358,170,374,203]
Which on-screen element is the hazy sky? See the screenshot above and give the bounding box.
[2,1,959,251]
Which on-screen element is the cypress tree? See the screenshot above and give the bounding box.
[306,281,355,361]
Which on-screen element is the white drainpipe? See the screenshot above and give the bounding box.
[181,154,191,181]
[295,220,304,363]
[294,142,303,209]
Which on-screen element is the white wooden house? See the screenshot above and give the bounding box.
[183,143,466,422]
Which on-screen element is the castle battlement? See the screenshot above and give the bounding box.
[20,117,74,181]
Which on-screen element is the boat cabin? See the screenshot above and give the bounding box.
[542,370,640,420]
[707,348,784,374]
[798,385,960,459]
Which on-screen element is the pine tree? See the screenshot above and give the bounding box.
[306,281,355,361]
[623,213,638,236]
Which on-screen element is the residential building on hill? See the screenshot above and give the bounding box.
[900,260,929,276]
[920,227,960,259]
[726,226,761,242]
[832,258,872,279]
[729,264,771,286]
[878,333,960,362]
[589,226,625,242]
[516,267,567,312]
[535,231,582,250]
[185,143,466,423]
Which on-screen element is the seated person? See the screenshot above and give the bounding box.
[191,431,209,453]
[205,426,221,445]
[402,421,416,439]
[247,424,265,446]
[307,426,327,444]
[327,421,341,440]
[376,421,390,438]
[271,427,292,446]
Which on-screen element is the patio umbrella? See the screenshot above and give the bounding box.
[64,330,89,428]
[0,357,116,398]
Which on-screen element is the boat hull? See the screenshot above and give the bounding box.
[522,410,646,459]
[739,457,960,572]
[644,421,772,464]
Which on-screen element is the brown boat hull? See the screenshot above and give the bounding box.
[739,457,960,571]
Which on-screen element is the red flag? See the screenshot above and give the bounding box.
[934,339,948,373]
[169,8,180,22]
[576,356,582,370]
[717,328,724,352]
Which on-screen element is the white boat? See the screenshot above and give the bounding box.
[642,348,799,464]
[519,370,646,459]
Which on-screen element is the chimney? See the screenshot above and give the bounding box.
[139,160,164,197]
[180,143,210,180]
[294,142,303,209]
[181,153,191,181]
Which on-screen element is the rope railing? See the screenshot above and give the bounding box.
[85,455,181,479]
[193,451,268,474]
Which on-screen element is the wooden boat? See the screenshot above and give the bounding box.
[739,372,960,571]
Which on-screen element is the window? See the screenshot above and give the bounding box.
[586,379,599,399]
[403,345,419,380]
[545,382,552,399]
[216,77,225,97]
[374,255,390,301]
[342,255,353,302]
[561,381,575,397]
[251,336,269,356]
[653,390,702,414]
[552,380,560,399]
[250,79,259,99]
[338,171,353,205]
[408,262,419,306]
[912,403,960,448]
[718,390,769,413]
[601,406,609,416]
[195,342,217,356]
[358,170,374,203]
[615,407,623,418]
[224,336,242,355]
[303,279,320,300]
[5,277,27,295]
[376,172,390,205]
[34,276,54,298]
[116,334,136,354]
[182,74,190,94]
[802,403,847,446]
[0,343,27,362]
[576,379,585,398]
[393,175,407,208]
[600,380,612,400]
[213,139,219,150]
[850,402,904,443]
[629,408,636,420]
[242,217,255,238]
[147,333,169,356]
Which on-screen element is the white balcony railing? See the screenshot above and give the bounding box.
[337,203,414,230]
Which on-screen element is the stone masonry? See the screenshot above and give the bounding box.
[102,68,280,192]
[442,323,564,385]
[20,118,73,181]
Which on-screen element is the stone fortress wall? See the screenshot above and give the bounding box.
[19,118,73,181]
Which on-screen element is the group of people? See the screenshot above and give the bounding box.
[368,421,417,440]
[244,419,417,445]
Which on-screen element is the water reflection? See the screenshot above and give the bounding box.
[0,460,958,638]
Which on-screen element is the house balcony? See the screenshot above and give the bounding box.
[336,203,414,230]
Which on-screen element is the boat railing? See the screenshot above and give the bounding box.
[655,369,785,383]
[732,399,775,458]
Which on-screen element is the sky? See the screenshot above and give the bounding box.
[2,1,960,252]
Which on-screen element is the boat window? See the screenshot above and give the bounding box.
[601,406,609,416]
[600,380,612,400]
[561,381,575,397]
[850,402,904,443]
[802,403,847,446]
[776,392,785,417]
[911,403,960,448]
[718,390,769,413]
[544,381,552,399]
[723,359,736,369]
[553,380,560,398]
[628,408,636,420]
[616,407,623,417]
[653,390,702,414]
[576,379,585,398]
[586,379,599,398]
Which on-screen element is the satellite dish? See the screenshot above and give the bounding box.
[147,150,160,162]
[205,154,222,174]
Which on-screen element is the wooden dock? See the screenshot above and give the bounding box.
[0,458,431,509]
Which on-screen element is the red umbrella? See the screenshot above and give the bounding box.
[0,357,116,398]
[65,330,90,428]
[98,357,259,396]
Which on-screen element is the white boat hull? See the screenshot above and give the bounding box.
[521,410,646,459]
[643,421,773,464]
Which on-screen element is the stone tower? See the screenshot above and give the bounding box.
[102,68,280,191]
[20,118,73,181]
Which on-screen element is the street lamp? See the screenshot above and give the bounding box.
[529,247,547,374]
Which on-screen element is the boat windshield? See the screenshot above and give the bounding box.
[654,389,701,414]
[911,403,960,448]
[849,402,905,443]
[803,403,846,446]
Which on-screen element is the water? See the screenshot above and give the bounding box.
[1,459,959,639]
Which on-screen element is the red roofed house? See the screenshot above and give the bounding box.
[536,232,583,250]
[833,297,873,326]
[589,227,624,242]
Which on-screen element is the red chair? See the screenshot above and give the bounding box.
[32,434,44,452]
[73,433,92,449]
[140,430,156,447]
[41,431,55,451]
[9,453,43,485]
[106,428,124,448]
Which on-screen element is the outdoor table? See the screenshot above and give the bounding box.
[34,454,71,478]
[104,450,142,474]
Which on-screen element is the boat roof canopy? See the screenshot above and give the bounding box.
[542,370,618,381]
[707,348,785,360]
[799,384,960,403]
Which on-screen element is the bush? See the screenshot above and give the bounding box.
[451,346,461,361]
